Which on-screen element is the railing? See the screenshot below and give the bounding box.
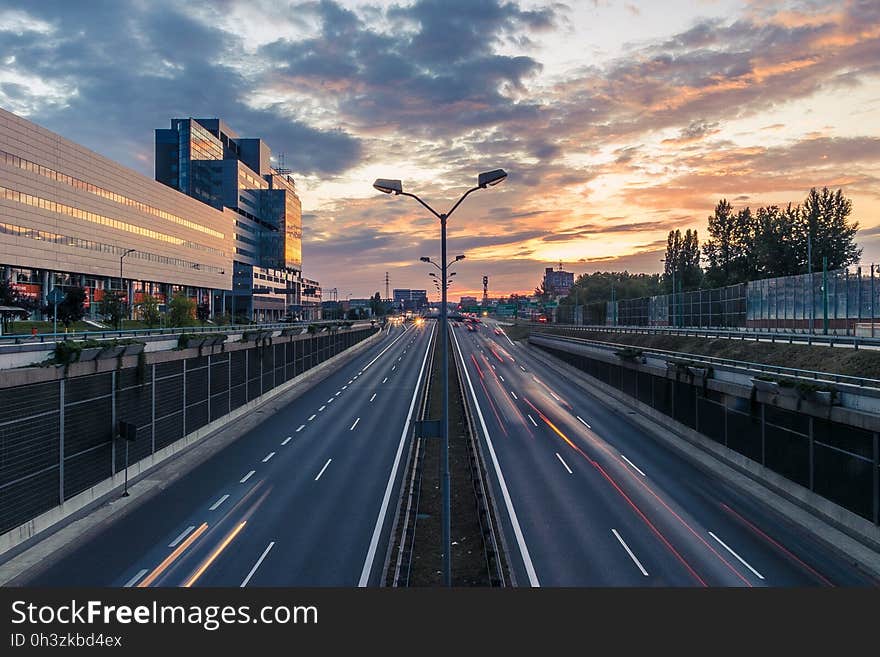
[528,322,880,350]
[530,329,880,390]
[0,319,374,346]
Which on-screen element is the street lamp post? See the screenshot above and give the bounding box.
[119,249,135,330]
[376,169,506,586]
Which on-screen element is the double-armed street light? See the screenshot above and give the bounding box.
[373,168,507,586]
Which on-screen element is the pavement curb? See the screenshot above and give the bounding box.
[523,341,880,580]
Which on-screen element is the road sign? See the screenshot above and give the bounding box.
[47,288,65,305]
[495,303,516,316]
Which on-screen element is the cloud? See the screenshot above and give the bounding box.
[0,0,362,176]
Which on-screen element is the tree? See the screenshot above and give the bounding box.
[369,291,385,317]
[0,280,33,332]
[752,204,801,278]
[534,280,552,303]
[346,308,360,320]
[137,294,161,328]
[168,292,196,327]
[56,287,86,328]
[799,187,861,272]
[196,302,211,325]
[99,290,125,329]
[663,229,702,292]
[702,199,737,287]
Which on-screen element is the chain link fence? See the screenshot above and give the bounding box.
[560,264,878,335]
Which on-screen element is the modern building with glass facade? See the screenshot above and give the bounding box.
[156,118,319,321]
[0,107,233,320]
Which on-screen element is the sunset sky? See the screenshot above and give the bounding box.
[1,0,878,299]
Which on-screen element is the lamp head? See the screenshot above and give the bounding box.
[455,254,466,262]
[373,179,403,194]
[420,256,431,263]
[478,169,507,188]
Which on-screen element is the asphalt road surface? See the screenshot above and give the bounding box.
[21,319,434,587]
[452,318,877,587]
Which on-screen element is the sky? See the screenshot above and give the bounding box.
[1,0,879,299]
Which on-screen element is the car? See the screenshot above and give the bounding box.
[494,328,502,335]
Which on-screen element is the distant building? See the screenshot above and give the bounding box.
[543,266,574,297]
[459,295,478,307]
[393,288,427,311]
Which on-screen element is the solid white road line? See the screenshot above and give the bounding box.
[240,470,256,483]
[308,414,316,421]
[451,326,540,587]
[359,322,435,587]
[527,414,538,426]
[369,393,377,402]
[315,459,332,481]
[281,436,293,445]
[318,405,326,412]
[510,390,518,400]
[620,454,646,477]
[576,416,591,429]
[296,424,306,432]
[124,569,149,588]
[209,494,230,511]
[240,542,275,587]
[350,417,360,430]
[555,452,573,474]
[168,525,196,548]
[709,531,765,580]
[262,451,275,463]
[612,529,649,577]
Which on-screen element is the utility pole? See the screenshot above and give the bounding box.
[482,275,489,307]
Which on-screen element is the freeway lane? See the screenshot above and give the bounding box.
[453,319,876,586]
[21,320,434,587]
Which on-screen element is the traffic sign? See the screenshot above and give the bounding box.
[47,288,65,305]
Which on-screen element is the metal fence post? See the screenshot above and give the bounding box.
[182,358,187,431]
[111,370,116,476]
[809,417,815,492]
[58,379,64,504]
[207,353,212,420]
[151,364,156,454]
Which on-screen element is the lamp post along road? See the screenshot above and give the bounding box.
[120,248,135,329]
[375,168,507,586]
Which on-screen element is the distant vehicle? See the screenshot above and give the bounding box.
[494,328,502,335]
[537,315,548,323]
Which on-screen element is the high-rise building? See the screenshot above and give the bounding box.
[0,108,232,321]
[155,118,314,321]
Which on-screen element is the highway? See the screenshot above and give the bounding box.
[452,318,877,586]
[19,319,435,587]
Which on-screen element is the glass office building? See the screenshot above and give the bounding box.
[0,107,233,322]
[156,118,316,321]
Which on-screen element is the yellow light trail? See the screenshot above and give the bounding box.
[137,522,209,588]
[183,521,247,588]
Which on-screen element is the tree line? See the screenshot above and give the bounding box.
[562,186,861,307]
[678,186,860,290]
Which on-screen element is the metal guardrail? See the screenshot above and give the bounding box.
[0,319,374,346]
[528,322,880,350]
[530,329,880,390]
